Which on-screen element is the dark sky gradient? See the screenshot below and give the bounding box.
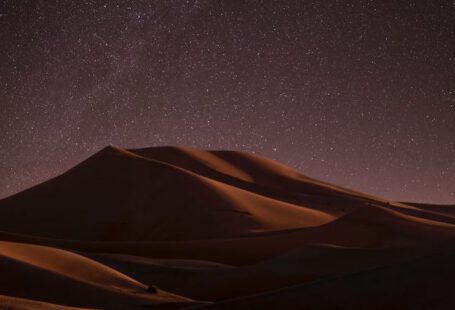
[1,1,454,203]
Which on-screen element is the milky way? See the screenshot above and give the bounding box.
[1,1,454,203]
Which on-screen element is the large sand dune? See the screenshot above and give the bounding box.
[0,146,453,309]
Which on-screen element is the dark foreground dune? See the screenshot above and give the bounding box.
[0,146,454,309]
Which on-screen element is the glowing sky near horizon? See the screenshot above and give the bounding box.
[1,1,454,204]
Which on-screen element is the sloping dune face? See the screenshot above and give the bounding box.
[0,145,454,309]
[131,146,378,207]
[0,146,336,241]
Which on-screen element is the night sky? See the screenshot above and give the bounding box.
[1,1,454,204]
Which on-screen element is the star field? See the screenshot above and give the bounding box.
[1,1,454,204]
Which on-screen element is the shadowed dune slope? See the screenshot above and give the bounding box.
[0,295,93,310]
[86,244,426,301]
[195,245,455,310]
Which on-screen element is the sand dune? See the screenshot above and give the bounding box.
[0,241,196,309]
[403,202,455,217]
[0,145,454,308]
[0,146,336,241]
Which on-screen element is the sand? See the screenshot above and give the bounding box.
[0,145,453,309]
